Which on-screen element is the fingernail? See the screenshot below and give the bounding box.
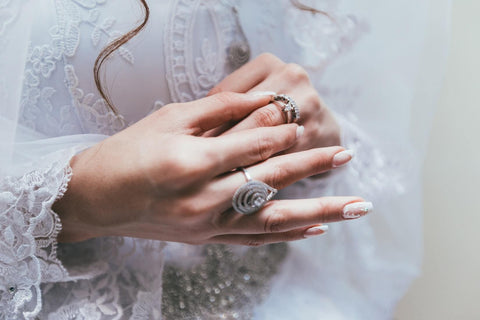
[332,149,355,168]
[304,225,329,238]
[249,91,277,98]
[342,202,373,219]
[296,125,305,139]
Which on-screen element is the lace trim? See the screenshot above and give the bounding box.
[0,162,72,319]
[164,0,250,103]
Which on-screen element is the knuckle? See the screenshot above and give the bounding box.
[264,208,288,233]
[165,153,208,189]
[175,153,200,174]
[257,52,283,65]
[209,211,231,234]
[244,237,265,247]
[254,135,275,161]
[253,105,283,127]
[212,91,237,106]
[329,122,342,146]
[305,90,322,111]
[313,150,334,173]
[285,63,309,82]
[153,103,178,120]
[268,164,290,189]
[173,199,200,218]
[315,200,329,223]
[208,86,222,96]
[285,230,305,242]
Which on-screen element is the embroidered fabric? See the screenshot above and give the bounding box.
[0,0,450,318]
[0,159,70,319]
[20,0,127,137]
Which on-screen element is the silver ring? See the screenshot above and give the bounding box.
[272,94,300,123]
[232,168,277,215]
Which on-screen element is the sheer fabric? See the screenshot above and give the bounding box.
[0,0,450,319]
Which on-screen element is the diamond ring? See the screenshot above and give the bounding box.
[232,168,277,215]
[271,94,300,123]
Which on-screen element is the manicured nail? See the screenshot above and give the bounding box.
[304,225,329,238]
[249,91,277,98]
[296,125,305,139]
[342,202,373,219]
[332,149,355,168]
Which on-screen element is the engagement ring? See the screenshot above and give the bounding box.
[232,167,277,215]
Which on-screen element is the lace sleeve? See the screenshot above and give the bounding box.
[0,159,73,318]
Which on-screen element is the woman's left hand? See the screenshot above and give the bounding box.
[208,53,341,153]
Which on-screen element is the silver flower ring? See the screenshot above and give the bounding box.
[232,167,277,215]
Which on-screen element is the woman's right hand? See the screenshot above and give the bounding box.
[54,92,370,244]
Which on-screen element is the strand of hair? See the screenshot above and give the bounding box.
[93,0,150,114]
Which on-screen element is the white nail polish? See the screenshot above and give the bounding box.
[342,202,373,219]
[249,91,277,97]
[332,149,355,168]
[304,225,329,238]
[296,125,305,139]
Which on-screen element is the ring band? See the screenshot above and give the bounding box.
[232,168,277,215]
[272,94,300,123]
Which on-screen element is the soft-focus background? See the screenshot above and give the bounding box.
[395,0,480,319]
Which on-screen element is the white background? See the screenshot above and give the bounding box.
[395,0,480,318]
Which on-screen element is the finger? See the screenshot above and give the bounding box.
[208,53,284,95]
[207,147,355,212]
[223,85,318,135]
[243,147,354,189]
[215,197,371,235]
[209,124,303,175]
[217,147,352,193]
[176,92,273,135]
[207,224,328,246]
[222,103,288,135]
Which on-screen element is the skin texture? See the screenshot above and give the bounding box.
[208,53,341,151]
[54,55,364,246]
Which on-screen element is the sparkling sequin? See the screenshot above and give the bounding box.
[162,243,288,319]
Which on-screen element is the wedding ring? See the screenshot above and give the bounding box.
[271,94,300,123]
[232,168,277,215]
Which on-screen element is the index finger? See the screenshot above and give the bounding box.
[178,92,274,135]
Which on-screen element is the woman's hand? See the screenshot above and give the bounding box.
[209,53,341,153]
[54,92,368,245]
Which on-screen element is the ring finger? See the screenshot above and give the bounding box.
[206,146,355,214]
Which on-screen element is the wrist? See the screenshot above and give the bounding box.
[53,151,103,243]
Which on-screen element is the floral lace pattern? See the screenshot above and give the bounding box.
[0,162,71,319]
[19,0,130,137]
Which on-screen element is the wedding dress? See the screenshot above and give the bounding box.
[0,0,450,319]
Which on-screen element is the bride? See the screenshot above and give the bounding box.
[0,0,449,319]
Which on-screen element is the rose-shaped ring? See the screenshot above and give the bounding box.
[271,94,300,123]
[232,167,277,215]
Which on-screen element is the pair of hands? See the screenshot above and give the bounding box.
[54,53,368,244]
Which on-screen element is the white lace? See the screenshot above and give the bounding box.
[1,0,368,318]
[20,0,127,137]
[0,162,70,319]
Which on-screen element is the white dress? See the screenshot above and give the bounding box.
[0,0,450,319]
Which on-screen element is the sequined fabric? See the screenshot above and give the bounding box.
[162,244,288,320]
